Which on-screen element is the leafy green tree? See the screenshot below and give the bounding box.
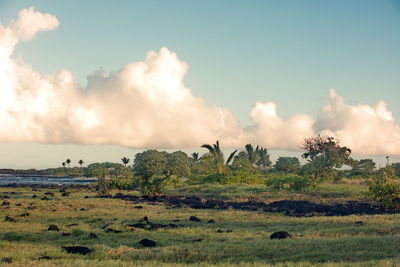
[121,157,130,167]
[78,159,84,168]
[301,135,353,184]
[231,154,257,174]
[66,159,71,168]
[255,147,272,171]
[274,157,301,173]
[392,163,400,177]
[351,159,376,177]
[191,153,200,162]
[201,141,237,174]
[62,162,66,168]
[369,165,400,209]
[133,150,190,196]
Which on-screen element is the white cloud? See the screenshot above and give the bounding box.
[0,8,400,156]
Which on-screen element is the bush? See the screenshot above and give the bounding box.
[368,166,400,209]
[189,171,266,185]
[266,174,311,192]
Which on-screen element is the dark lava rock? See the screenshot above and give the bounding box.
[1,201,10,206]
[59,188,67,193]
[62,232,71,236]
[80,208,86,211]
[215,229,232,233]
[48,225,60,231]
[31,194,37,198]
[2,195,10,199]
[139,238,156,247]
[41,196,49,201]
[67,223,78,227]
[194,238,203,242]
[19,213,29,217]
[207,219,215,224]
[15,203,22,206]
[61,192,70,197]
[1,258,12,263]
[270,231,291,239]
[139,216,149,223]
[38,255,52,260]
[4,216,16,222]
[62,246,92,255]
[355,221,365,225]
[189,216,201,222]
[134,205,143,209]
[44,192,54,196]
[84,196,89,199]
[106,228,122,233]
[89,233,98,239]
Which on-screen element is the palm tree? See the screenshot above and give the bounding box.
[191,153,200,162]
[245,144,260,164]
[66,159,71,168]
[121,157,130,167]
[78,159,84,168]
[256,147,271,170]
[201,140,237,174]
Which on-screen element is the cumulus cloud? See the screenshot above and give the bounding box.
[317,90,400,155]
[0,7,399,155]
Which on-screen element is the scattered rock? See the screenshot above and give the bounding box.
[27,206,36,210]
[194,238,203,242]
[4,216,16,222]
[1,201,10,206]
[67,223,78,227]
[215,229,232,233]
[19,213,29,217]
[106,228,122,233]
[84,196,89,199]
[59,188,67,193]
[62,246,92,255]
[89,233,98,239]
[207,219,215,224]
[1,258,12,263]
[80,208,86,211]
[139,238,156,247]
[31,195,37,198]
[270,231,291,239]
[355,221,364,225]
[134,206,143,209]
[2,195,10,199]
[139,216,149,223]
[189,216,201,222]
[62,232,71,236]
[44,192,54,196]
[61,192,70,197]
[41,196,49,201]
[48,225,60,231]
[15,203,22,207]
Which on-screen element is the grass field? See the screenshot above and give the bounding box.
[0,182,399,266]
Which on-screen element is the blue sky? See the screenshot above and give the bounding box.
[0,1,399,168]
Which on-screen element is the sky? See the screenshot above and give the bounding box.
[0,0,399,168]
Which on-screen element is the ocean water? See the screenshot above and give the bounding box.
[0,175,96,185]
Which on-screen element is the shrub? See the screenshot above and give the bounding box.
[368,166,400,209]
[189,171,266,185]
[266,174,311,192]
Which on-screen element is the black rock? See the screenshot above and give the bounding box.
[67,223,78,227]
[62,233,71,236]
[270,231,291,239]
[44,192,54,196]
[139,238,156,247]
[4,216,16,222]
[139,216,149,223]
[15,203,22,206]
[62,246,92,255]
[48,225,60,231]
[84,196,89,199]
[19,213,29,217]
[189,216,201,222]
[89,233,98,239]
[38,255,52,260]
[61,192,70,197]
[32,195,37,198]
[355,221,364,225]
[80,208,86,211]
[1,201,10,206]
[134,206,143,209]
[41,196,49,201]
[207,219,215,224]
[106,228,122,233]
[1,258,12,263]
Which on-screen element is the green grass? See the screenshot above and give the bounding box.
[0,183,398,266]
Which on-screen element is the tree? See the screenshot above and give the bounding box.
[78,160,84,168]
[369,165,400,209]
[62,162,66,168]
[255,147,272,171]
[121,157,130,167]
[133,150,190,196]
[302,135,353,184]
[66,159,71,168]
[201,141,237,174]
[274,157,301,173]
[392,163,400,177]
[351,159,375,177]
[245,144,259,164]
[191,153,200,162]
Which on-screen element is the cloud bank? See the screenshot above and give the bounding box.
[0,7,399,155]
